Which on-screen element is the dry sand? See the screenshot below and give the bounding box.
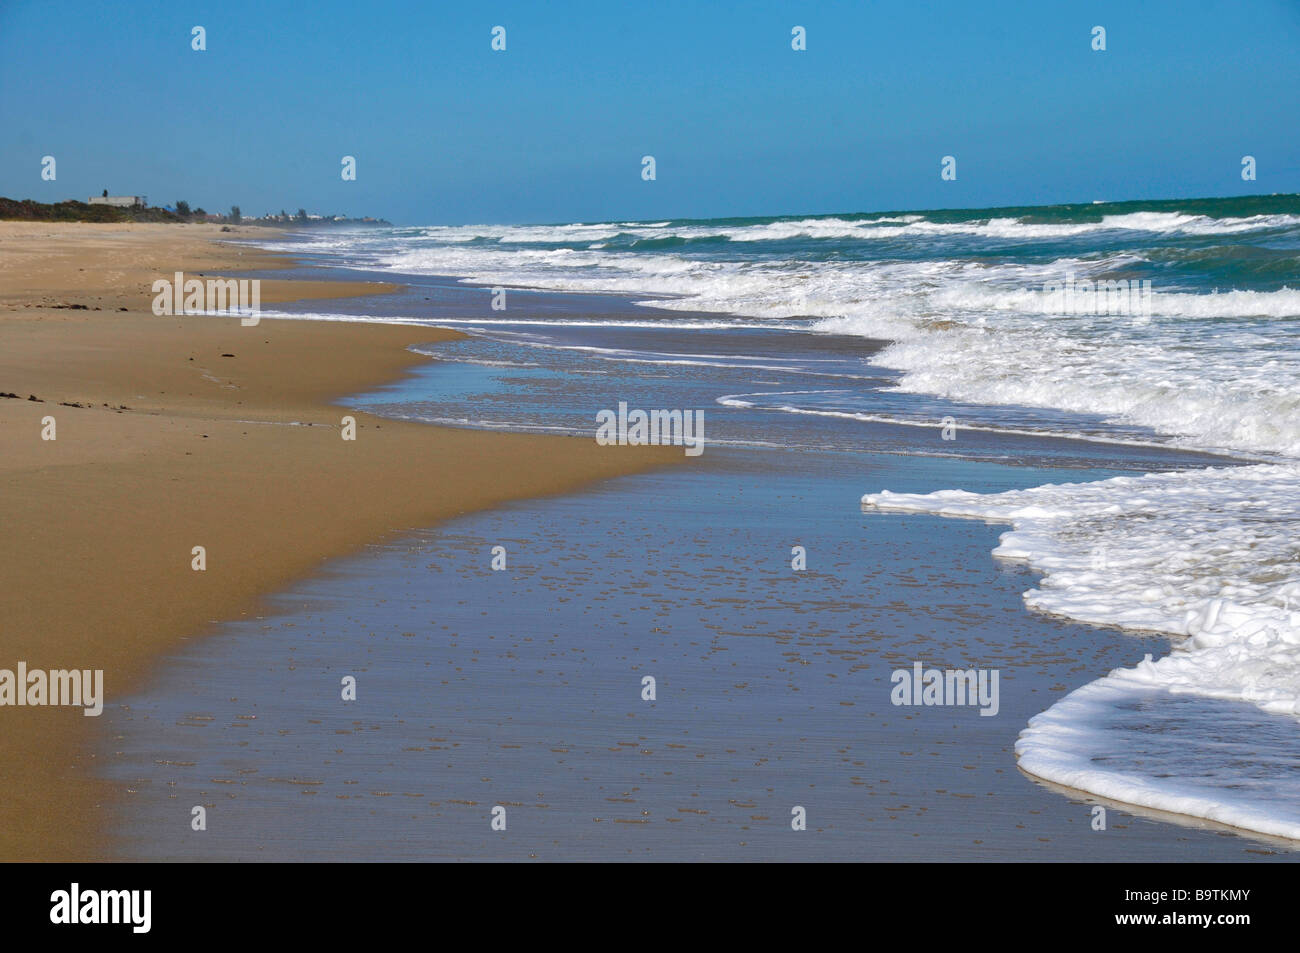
[0,222,679,860]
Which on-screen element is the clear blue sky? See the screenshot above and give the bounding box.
[2,0,1297,224]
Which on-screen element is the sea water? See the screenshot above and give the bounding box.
[110,195,1300,852]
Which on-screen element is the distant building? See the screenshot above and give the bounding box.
[88,195,146,208]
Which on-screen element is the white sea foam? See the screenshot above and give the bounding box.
[717,393,1205,451]
[257,219,1300,462]
[863,464,1300,838]
[1015,676,1300,841]
[842,310,1300,459]
[251,209,1300,840]
[310,232,1300,461]
[360,211,1300,247]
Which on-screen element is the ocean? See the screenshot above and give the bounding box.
[104,195,1300,856]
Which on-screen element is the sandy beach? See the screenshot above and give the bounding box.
[72,226,1293,862]
[0,222,679,860]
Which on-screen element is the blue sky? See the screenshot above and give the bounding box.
[2,0,1297,224]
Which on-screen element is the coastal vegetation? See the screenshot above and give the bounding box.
[0,196,388,226]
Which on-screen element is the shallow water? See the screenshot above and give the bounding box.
[102,449,1293,860]
[109,201,1300,857]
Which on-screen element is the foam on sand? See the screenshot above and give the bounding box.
[863,463,1300,839]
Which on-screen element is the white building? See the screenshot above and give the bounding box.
[88,195,147,208]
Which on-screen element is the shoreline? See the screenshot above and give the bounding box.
[251,231,1300,856]
[99,444,1299,861]
[0,222,683,860]
[1019,767,1300,854]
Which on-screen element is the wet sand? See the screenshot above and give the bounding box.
[101,449,1299,861]
[0,222,680,860]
